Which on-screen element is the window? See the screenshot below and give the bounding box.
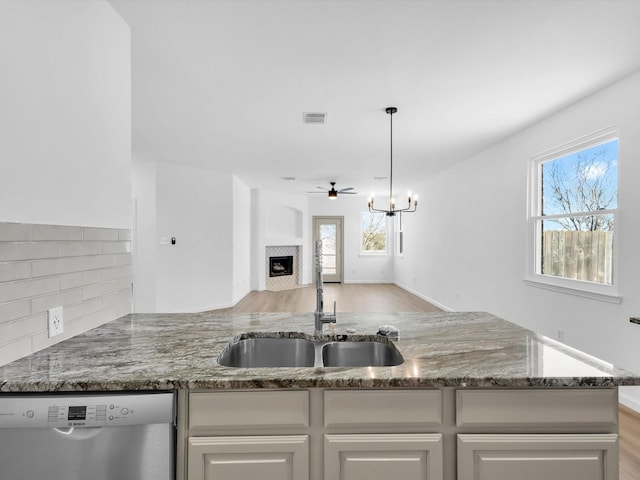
[361,211,387,254]
[527,128,619,301]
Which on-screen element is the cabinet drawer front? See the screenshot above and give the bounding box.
[188,435,309,480]
[325,433,443,480]
[189,391,309,431]
[457,434,618,480]
[324,389,441,428]
[456,389,617,428]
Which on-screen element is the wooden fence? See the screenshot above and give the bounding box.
[542,230,613,284]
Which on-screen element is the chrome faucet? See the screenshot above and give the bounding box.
[314,240,336,332]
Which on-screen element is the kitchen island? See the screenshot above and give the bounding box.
[1,311,639,480]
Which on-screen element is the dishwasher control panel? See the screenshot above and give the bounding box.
[0,392,175,428]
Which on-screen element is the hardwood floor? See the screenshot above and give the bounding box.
[621,404,640,480]
[215,283,442,314]
[214,283,640,479]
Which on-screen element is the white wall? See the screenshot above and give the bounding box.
[133,161,245,312]
[394,69,640,409]
[232,176,251,304]
[0,0,131,229]
[309,195,394,284]
[131,160,157,312]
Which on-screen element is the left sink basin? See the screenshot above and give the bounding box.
[218,337,316,368]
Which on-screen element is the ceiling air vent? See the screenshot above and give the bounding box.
[303,112,327,124]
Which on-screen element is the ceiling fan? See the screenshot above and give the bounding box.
[307,182,358,199]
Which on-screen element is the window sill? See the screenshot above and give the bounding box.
[523,276,622,304]
[359,252,388,257]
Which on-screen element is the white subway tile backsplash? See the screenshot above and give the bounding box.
[0,335,31,367]
[118,229,132,241]
[59,241,103,257]
[102,241,132,254]
[31,288,84,314]
[102,289,131,309]
[0,300,31,324]
[0,261,31,282]
[99,254,121,269]
[0,277,60,303]
[117,301,132,318]
[101,265,132,282]
[0,221,132,367]
[63,298,103,322]
[83,227,118,241]
[116,276,132,292]
[32,255,104,277]
[31,224,83,241]
[0,313,45,344]
[83,280,119,301]
[59,270,102,290]
[0,242,60,262]
[0,223,30,242]
[116,253,132,266]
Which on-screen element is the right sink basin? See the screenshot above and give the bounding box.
[321,340,404,367]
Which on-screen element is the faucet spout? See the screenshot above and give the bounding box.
[314,239,336,333]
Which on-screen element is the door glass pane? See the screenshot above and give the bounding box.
[320,223,337,275]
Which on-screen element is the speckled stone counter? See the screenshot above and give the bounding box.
[1,311,639,392]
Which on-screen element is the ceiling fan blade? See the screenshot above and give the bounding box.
[316,186,328,191]
[306,191,328,193]
[338,187,355,192]
[340,191,358,194]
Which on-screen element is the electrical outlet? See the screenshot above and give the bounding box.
[48,306,64,338]
[557,329,565,342]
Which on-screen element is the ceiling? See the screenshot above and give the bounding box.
[109,0,640,199]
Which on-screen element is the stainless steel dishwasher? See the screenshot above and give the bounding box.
[0,391,175,480]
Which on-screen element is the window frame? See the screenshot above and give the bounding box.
[525,127,622,303]
[360,211,389,256]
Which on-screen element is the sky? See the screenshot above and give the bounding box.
[541,138,618,217]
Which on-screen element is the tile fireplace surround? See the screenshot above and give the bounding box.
[265,245,299,291]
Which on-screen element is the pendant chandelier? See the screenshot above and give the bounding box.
[367,107,417,217]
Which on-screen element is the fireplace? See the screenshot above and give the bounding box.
[265,246,299,291]
[269,255,294,277]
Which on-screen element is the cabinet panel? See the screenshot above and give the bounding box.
[324,433,443,480]
[456,389,617,429]
[188,435,308,480]
[189,391,309,432]
[457,434,618,480]
[324,389,441,428]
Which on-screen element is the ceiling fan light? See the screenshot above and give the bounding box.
[328,190,338,199]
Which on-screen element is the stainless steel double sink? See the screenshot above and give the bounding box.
[218,334,404,368]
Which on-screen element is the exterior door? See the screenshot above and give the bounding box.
[313,217,343,283]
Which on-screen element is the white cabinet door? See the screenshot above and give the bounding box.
[188,435,308,480]
[458,434,618,480]
[324,434,443,480]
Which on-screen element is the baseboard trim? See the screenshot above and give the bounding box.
[394,283,453,312]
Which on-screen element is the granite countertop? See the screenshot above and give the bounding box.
[1,311,639,392]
